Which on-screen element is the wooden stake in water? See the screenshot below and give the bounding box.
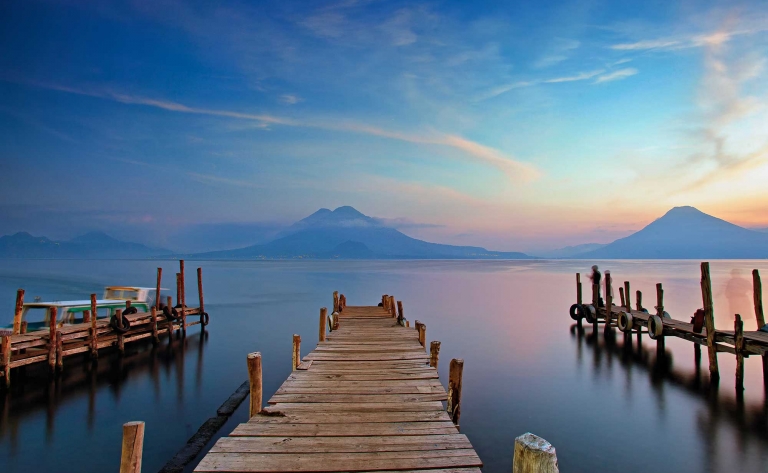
[576,273,582,305]
[90,294,98,358]
[513,433,559,473]
[447,358,464,426]
[13,289,24,335]
[700,262,719,381]
[319,308,327,342]
[247,352,262,417]
[119,421,145,473]
[292,334,301,370]
[735,314,744,391]
[155,267,163,311]
[430,341,441,370]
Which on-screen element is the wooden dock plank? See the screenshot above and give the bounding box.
[194,303,480,473]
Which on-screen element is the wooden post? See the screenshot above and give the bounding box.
[636,290,643,312]
[735,314,744,391]
[155,267,163,310]
[247,352,262,417]
[624,281,630,310]
[119,421,145,473]
[701,262,719,381]
[415,320,426,348]
[56,330,63,370]
[116,309,125,355]
[151,307,159,344]
[333,291,339,312]
[604,272,612,333]
[90,294,98,358]
[513,432,559,473]
[83,310,91,324]
[176,273,181,307]
[655,283,665,352]
[397,300,404,325]
[319,308,327,342]
[382,295,388,309]
[197,267,205,315]
[576,273,582,305]
[48,307,57,373]
[1,335,11,387]
[754,269,765,328]
[430,341,441,369]
[13,289,24,335]
[179,260,186,308]
[619,287,625,309]
[292,334,301,370]
[447,358,464,425]
[390,296,396,317]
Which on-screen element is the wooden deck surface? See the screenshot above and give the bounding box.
[195,305,482,473]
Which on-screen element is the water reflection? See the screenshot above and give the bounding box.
[570,322,768,465]
[0,329,207,452]
[724,269,753,324]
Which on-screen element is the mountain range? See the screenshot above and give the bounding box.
[0,231,169,259]
[193,206,532,259]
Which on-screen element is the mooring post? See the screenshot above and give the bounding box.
[197,267,205,326]
[155,267,163,311]
[619,286,625,309]
[319,308,327,342]
[90,294,98,358]
[397,300,404,326]
[447,358,464,426]
[1,335,11,387]
[166,296,174,335]
[13,289,24,335]
[735,314,744,391]
[415,320,426,348]
[48,306,57,373]
[382,295,388,309]
[116,309,125,355]
[150,307,159,344]
[247,352,262,417]
[701,262,720,381]
[655,283,665,353]
[333,291,339,312]
[604,272,613,333]
[179,260,186,308]
[430,341,441,369]
[292,334,301,370]
[512,432,559,473]
[119,421,145,473]
[623,281,630,310]
[390,296,396,317]
[636,290,643,312]
[576,273,582,305]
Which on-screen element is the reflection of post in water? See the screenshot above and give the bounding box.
[87,359,96,431]
[195,327,207,393]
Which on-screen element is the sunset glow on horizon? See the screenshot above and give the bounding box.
[1,0,768,252]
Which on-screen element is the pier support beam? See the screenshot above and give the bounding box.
[430,341,441,369]
[247,352,262,417]
[701,262,720,382]
[319,308,327,342]
[513,432,559,473]
[120,421,145,473]
[292,334,301,370]
[447,358,464,426]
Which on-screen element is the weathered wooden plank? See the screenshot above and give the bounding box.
[269,393,447,404]
[209,434,472,453]
[251,411,453,424]
[231,421,459,437]
[262,401,446,412]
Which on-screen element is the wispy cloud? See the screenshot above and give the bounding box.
[279,94,303,105]
[477,69,604,100]
[594,68,638,83]
[543,69,604,83]
[12,77,540,182]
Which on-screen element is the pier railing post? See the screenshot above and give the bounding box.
[90,294,98,358]
[447,358,464,426]
[429,341,441,369]
[700,262,719,381]
[119,421,145,473]
[512,432,559,473]
[293,334,301,370]
[247,352,262,417]
[13,289,24,335]
[735,314,744,392]
[319,308,327,342]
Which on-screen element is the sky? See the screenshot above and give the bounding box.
[1,0,768,253]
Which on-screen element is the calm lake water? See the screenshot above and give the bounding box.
[1,259,767,473]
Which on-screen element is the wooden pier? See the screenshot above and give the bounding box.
[570,262,768,390]
[194,296,483,473]
[0,261,208,387]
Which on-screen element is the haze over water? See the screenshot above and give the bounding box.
[0,259,766,473]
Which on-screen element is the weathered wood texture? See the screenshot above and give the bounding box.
[195,303,481,473]
[512,432,559,473]
[120,421,145,473]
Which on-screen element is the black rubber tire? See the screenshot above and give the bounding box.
[617,311,634,333]
[581,304,597,324]
[647,315,664,340]
[163,305,180,321]
[200,311,209,326]
[110,314,131,333]
[377,302,383,307]
[569,304,582,321]
[123,306,138,315]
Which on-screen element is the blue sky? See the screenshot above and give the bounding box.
[1,0,768,252]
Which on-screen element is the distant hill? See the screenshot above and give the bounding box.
[0,231,170,259]
[193,206,532,260]
[580,206,768,259]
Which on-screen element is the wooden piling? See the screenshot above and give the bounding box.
[56,330,63,370]
[83,310,91,324]
[619,287,626,309]
[735,314,744,391]
[415,320,426,348]
[176,273,181,307]
[381,295,388,309]
[390,296,396,317]
[319,308,327,342]
[636,290,643,312]
[701,262,720,381]
[604,272,612,333]
[1,335,11,387]
[151,307,159,344]
[156,267,163,311]
[624,281,630,310]
[116,309,125,355]
[333,291,339,312]
[119,421,145,473]
[397,300,404,325]
[180,260,186,308]
[754,269,765,329]
[197,267,205,326]
[513,432,559,473]
[447,358,464,425]
[90,294,98,358]
[576,273,582,305]
[13,289,24,335]
[48,306,57,373]
[430,341,441,369]
[292,334,301,370]
[247,352,262,417]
